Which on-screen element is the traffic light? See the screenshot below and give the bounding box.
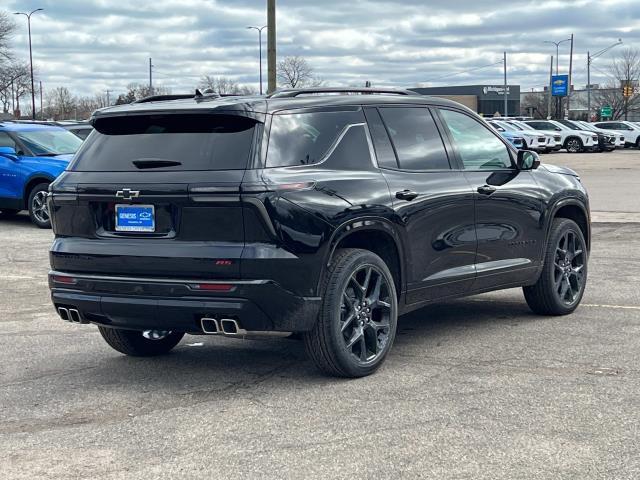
[623,84,634,97]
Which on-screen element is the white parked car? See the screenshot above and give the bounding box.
[571,120,625,149]
[524,120,599,153]
[487,120,550,152]
[505,120,563,152]
[592,121,640,148]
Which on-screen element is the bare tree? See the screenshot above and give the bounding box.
[581,48,640,119]
[277,56,322,89]
[112,83,171,105]
[46,86,75,119]
[199,75,256,95]
[0,12,15,63]
[521,92,550,119]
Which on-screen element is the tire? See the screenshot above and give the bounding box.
[27,182,51,229]
[303,248,398,378]
[98,326,184,356]
[0,209,21,217]
[564,137,583,153]
[636,138,640,149]
[523,218,587,316]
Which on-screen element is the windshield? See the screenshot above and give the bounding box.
[492,121,518,132]
[507,121,528,131]
[577,121,596,131]
[15,128,83,156]
[561,120,583,130]
[551,121,572,131]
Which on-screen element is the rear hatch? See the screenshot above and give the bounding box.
[49,112,261,279]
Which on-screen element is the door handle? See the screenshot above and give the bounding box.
[396,189,419,201]
[477,185,497,195]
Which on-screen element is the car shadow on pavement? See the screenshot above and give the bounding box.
[87,296,539,387]
[0,213,34,226]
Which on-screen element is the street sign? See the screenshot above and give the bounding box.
[601,106,613,118]
[551,74,569,97]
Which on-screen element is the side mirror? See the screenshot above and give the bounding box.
[517,150,540,170]
[555,127,562,131]
[0,146,18,160]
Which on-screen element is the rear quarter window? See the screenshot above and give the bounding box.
[266,109,365,167]
[70,114,257,172]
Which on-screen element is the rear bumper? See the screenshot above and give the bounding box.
[49,271,321,333]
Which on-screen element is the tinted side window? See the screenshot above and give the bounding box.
[439,109,512,170]
[267,110,364,167]
[0,132,17,149]
[363,107,398,168]
[379,107,449,170]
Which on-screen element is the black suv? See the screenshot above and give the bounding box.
[48,88,590,377]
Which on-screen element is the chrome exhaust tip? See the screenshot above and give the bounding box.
[58,307,70,321]
[200,318,220,334]
[220,318,247,336]
[68,309,83,323]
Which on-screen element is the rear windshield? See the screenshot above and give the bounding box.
[70,114,257,171]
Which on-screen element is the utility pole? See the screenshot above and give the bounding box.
[39,80,43,120]
[106,89,112,106]
[567,33,574,118]
[503,51,508,117]
[149,58,153,96]
[267,0,277,94]
[14,9,44,120]
[548,56,553,119]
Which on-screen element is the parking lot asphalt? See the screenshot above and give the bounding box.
[1,150,639,479]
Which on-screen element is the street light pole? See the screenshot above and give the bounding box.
[544,38,571,118]
[14,8,43,120]
[587,39,623,120]
[247,26,267,95]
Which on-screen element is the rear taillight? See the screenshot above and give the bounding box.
[52,275,77,285]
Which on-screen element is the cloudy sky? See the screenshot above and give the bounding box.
[4,0,640,98]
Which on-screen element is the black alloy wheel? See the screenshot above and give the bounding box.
[524,218,587,315]
[340,264,394,365]
[553,229,586,306]
[304,248,398,377]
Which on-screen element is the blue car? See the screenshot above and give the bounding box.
[0,122,82,228]
[488,124,524,149]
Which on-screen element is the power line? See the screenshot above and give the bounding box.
[422,60,504,83]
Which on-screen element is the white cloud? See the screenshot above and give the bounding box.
[4,0,639,98]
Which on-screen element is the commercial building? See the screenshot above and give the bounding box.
[410,84,520,117]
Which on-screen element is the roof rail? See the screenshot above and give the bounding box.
[268,87,414,98]
[134,94,195,104]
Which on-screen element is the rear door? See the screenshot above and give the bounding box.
[366,106,477,304]
[49,112,261,279]
[437,108,546,289]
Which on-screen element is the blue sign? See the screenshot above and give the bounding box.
[115,204,155,232]
[551,74,569,97]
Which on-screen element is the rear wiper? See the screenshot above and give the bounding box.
[132,159,182,169]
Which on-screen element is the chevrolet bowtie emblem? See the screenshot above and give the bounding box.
[116,188,140,200]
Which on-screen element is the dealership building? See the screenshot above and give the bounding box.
[410,84,521,117]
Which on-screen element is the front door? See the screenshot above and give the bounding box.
[0,132,22,201]
[365,106,477,305]
[437,108,546,290]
